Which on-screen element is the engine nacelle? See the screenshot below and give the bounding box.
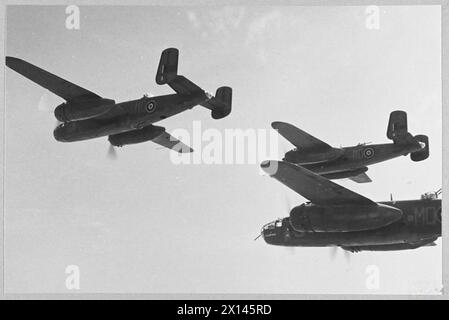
[108,125,165,147]
[54,98,115,122]
[289,203,402,232]
[284,147,343,164]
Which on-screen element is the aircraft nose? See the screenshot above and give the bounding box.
[261,225,279,244]
[261,229,272,244]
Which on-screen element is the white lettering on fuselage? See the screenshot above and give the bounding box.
[407,206,441,226]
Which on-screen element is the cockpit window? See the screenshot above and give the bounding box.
[262,219,283,231]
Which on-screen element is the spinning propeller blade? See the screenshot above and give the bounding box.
[38,92,54,113]
[330,246,338,261]
[107,144,117,160]
[286,246,296,255]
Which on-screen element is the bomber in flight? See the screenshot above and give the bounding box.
[257,160,441,252]
[5,48,232,153]
[272,111,428,183]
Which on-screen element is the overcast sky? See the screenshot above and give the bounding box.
[5,5,441,294]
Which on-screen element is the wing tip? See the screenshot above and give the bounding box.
[5,56,21,67]
[260,160,282,176]
[271,121,289,130]
[177,146,194,153]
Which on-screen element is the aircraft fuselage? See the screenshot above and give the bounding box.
[262,199,441,251]
[285,142,423,177]
[53,92,208,142]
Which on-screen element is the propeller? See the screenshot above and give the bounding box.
[330,246,338,260]
[344,250,351,262]
[283,193,292,215]
[38,92,54,113]
[279,140,290,161]
[54,119,63,128]
[285,246,296,255]
[328,246,352,262]
[107,144,117,160]
[38,92,63,130]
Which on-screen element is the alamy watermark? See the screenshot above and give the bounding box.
[169,121,280,168]
[65,5,80,30]
[65,265,80,290]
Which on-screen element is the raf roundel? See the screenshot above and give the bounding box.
[363,147,374,158]
[146,101,157,113]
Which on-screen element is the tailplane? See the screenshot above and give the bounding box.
[386,110,429,161]
[203,86,232,119]
[155,48,232,119]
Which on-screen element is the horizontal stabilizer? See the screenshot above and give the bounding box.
[167,75,203,95]
[272,122,332,151]
[6,56,103,102]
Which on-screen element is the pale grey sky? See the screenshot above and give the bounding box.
[5,5,442,294]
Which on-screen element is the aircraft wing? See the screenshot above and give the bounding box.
[271,122,332,151]
[261,160,376,206]
[6,56,103,102]
[152,130,194,153]
[348,172,372,183]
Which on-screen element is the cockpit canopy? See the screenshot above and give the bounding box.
[262,218,283,231]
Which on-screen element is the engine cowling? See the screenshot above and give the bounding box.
[108,125,165,147]
[54,98,115,122]
[289,203,402,232]
[284,147,343,164]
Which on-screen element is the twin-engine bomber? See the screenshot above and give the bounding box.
[258,160,441,252]
[273,110,429,183]
[5,48,232,153]
[6,48,439,254]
